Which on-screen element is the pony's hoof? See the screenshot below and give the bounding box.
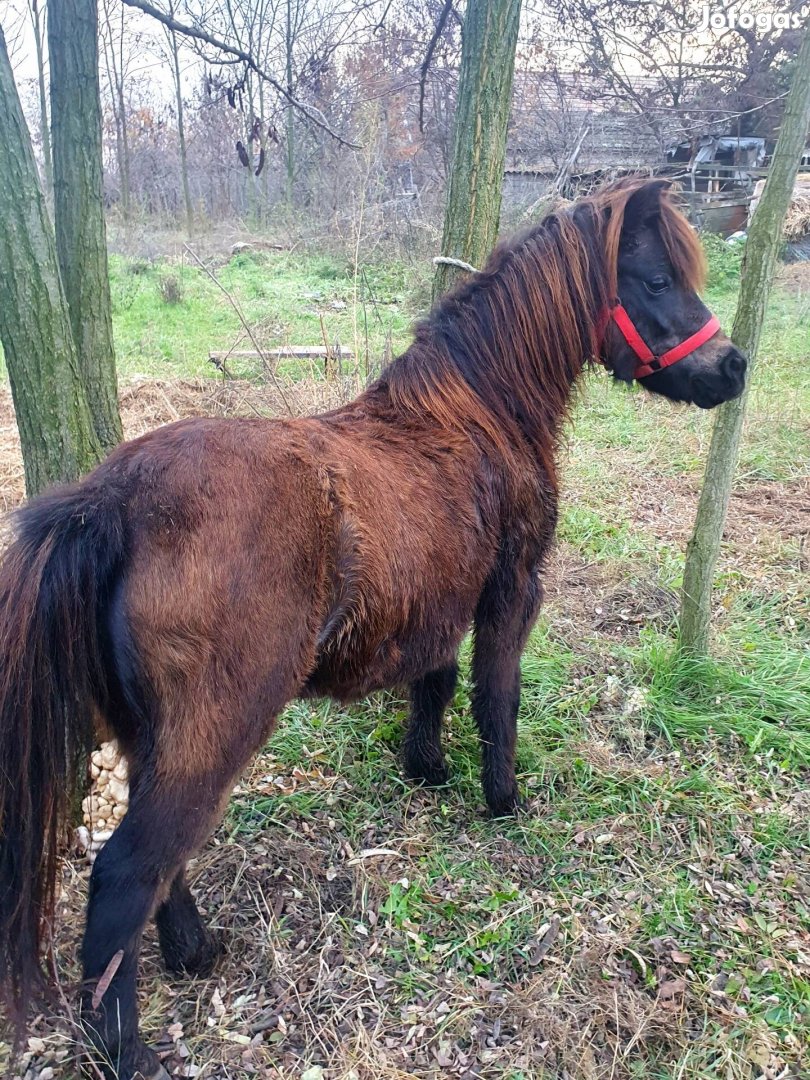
[84,1046,172,1080]
[404,759,450,788]
[486,789,526,818]
[164,928,224,979]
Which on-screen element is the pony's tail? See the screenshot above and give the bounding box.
[0,481,127,1040]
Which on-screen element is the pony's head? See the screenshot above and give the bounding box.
[596,179,747,409]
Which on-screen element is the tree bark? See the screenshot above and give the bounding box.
[0,25,104,494]
[678,25,810,657]
[432,0,521,299]
[49,0,123,454]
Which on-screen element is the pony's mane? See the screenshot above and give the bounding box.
[380,177,706,470]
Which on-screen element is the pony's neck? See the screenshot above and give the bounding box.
[381,208,608,462]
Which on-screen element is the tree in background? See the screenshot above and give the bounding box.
[555,0,806,150]
[433,0,522,297]
[159,2,194,235]
[679,24,810,656]
[49,0,123,453]
[0,23,104,493]
[26,0,52,199]
[100,0,136,217]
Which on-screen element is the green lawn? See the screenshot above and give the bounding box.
[9,239,809,1079]
[108,250,418,381]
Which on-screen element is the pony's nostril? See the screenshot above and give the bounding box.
[722,350,747,379]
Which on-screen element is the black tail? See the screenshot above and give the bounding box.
[0,480,127,1039]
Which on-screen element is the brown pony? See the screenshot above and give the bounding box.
[0,178,745,1079]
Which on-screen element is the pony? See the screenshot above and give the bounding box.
[0,178,746,1078]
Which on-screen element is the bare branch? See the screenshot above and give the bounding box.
[183,244,295,417]
[120,0,360,147]
[418,0,454,134]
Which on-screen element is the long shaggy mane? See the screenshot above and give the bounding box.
[382,177,706,469]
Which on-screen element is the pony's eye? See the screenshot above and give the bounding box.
[645,275,671,295]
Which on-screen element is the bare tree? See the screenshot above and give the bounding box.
[27,0,52,197]
[100,0,134,215]
[152,1,195,233]
[553,0,805,148]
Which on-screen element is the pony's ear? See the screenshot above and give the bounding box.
[624,179,671,231]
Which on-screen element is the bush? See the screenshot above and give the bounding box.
[158,274,184,305]
[701,232,744,292]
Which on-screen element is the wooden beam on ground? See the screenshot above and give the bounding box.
[209,346,355,366]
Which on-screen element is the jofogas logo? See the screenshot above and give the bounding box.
[695,4,808,30]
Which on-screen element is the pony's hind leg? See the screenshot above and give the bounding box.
[403,662,458,787]
[156,868,223,978]
[80,764,238,1080]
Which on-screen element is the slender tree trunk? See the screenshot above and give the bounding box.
[49,0,123,453]
[116,70,132,216]
[285,0,295,209]
[169,26,193,236]
[258,78,270,222]
[678,25,810,656]
[0,25,104,494]
[432,0,521,298]
[30,0,53,200]
[101,0,131,217]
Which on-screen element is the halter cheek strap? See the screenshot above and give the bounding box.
[603,302,722,380]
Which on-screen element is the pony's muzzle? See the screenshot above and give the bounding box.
[721,347,747,382]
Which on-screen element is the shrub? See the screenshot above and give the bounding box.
[701,232,744,292]
[158,274,184,305]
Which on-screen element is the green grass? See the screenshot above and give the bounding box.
[108,250,417,380]
[211,606,809,1076]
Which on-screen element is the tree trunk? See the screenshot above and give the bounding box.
[100,6,130,218]
[30,0,53,200]
[49,0,123,454]
[432,0,521,299]
[0,25,104,494]
[169,25,194,237]
[285,0,295,209]
[678,25,810,657]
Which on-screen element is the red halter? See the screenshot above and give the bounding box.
[601,302,722,380]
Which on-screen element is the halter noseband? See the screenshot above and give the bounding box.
[601,302,722,380]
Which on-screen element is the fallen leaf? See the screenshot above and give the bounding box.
[92,949,124,1009]
[528,915,561,965]
[658,977,686,1000]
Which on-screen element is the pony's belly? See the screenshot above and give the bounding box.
[302,624,465,702]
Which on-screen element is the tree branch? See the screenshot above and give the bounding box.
[418,0,455,134]
[120,0,360,147]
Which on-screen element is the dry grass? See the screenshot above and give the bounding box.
[782,191,810,242]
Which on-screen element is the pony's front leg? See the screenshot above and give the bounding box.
[403,662,458,787]
[472,566,543,816]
